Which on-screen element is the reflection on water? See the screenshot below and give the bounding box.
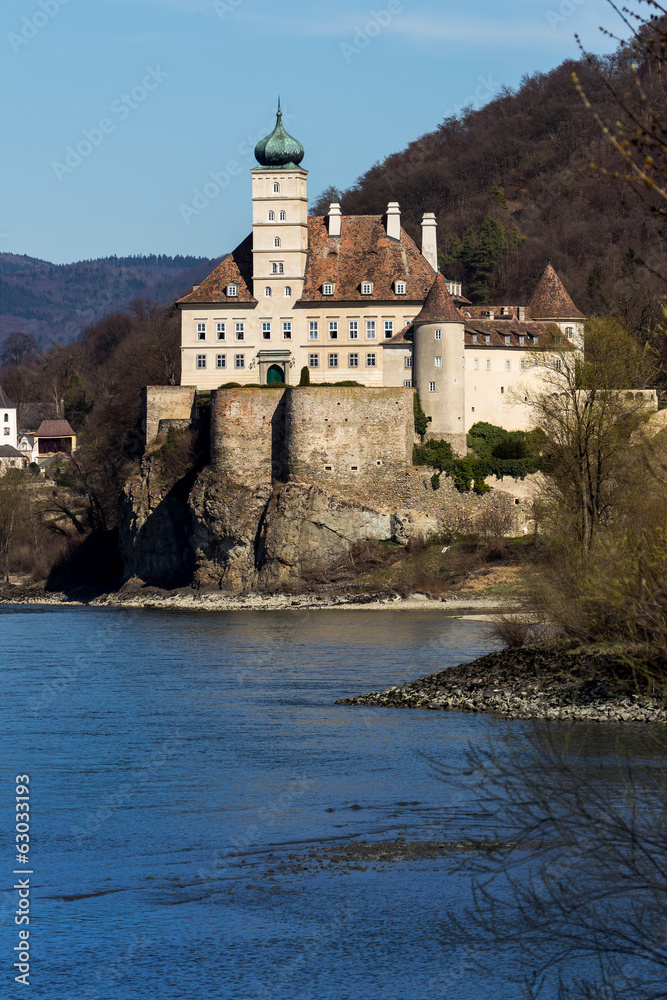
[0,607,658,999]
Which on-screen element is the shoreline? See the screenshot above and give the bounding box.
[337,646,667,725]
[0,586,515,614]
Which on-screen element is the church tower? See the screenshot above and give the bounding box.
[251,101,309,302]
[412,274,466,456]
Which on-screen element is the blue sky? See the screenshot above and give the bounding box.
[1,0,622,264]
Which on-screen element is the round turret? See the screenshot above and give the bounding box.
[254,100,305,170]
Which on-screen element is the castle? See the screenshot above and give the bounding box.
[145,104,587,478]
[171,102,585,458]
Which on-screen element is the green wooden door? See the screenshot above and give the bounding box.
[266,365,284,384]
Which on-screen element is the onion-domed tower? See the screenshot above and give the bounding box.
[412,273,466,455]
[251,100,309,302]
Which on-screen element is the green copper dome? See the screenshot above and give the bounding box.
[254,100,305,170]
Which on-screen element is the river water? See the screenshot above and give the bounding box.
[0,606,658,998]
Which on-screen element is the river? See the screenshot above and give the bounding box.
[0,606,660,998]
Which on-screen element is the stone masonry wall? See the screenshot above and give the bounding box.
[284,387,413,485]
[144,386,197,447]
[211,387,287,485]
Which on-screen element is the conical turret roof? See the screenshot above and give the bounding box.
[413,273,463,324]
[527,262,584,320]
[254,100,305,170]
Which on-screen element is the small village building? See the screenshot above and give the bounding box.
[0,386,18,451]
[33,420,77,457]
[0,445,28,471]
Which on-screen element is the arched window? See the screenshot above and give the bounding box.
[279,211,286,221]
[3,413,8,423]
[272,262,284,274]
[268,211,275,221]
[273,182,280,193]
[285,286,291,297]
[265,286,272,297]
[274,237,281,247]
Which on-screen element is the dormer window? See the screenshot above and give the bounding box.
[533,335,539,345]
[361,281,373,295]
[280,211,286,221]
[519,334,525,345]
[394,281,406,295]
[323,282,334,296]
[273,182,280,193]
[472,333,478,344]
[268,211,275,221]
[227,284,238,298]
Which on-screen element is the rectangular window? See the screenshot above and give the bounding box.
[519,334,525,345]
[384,321,393,339]
[216,354,226,369]
[520,359,526,371]
[328,321,338,339]
[504,334,511,345]
[435,329,442,340]
[429,381,436,392]
[404,357,413,369]
[485,334,491,344]
[349,353,359,368]
[197,322,206,341]
[533,335,539,345]
[262,322,271,340]
[403,379,412,387]
[323,283,334,295]
[395,282,406,295]
[366,353,376,367]
[472,333,478,344]
[234,354,245,369]
[308,354,320,368]
[505,359,511,371]
[362,282,372,295]
[282,322,292,340]
[434,356,442,367]
[196,354,206,369]
[309,321,319,340]
[366,321,376,339]
[328,353,339,368]
[235,322,245,341]
[486,358,491,370]
[216,322,226,341]
[349,320,359,339]
[474,358,479,370]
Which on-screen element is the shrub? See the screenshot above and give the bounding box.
[299,366,311,386]
[413,392,428,440]
[431,472,441,490]
[488,614,533,649]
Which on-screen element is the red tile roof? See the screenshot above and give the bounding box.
[413,273,464,324]
[35,420,76,438]
[177,236,256,304]
[527,263,584,320]
[299,216,436,302]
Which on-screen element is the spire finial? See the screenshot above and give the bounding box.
[277,96,282,119]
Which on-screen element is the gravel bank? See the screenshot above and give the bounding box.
[337,646,667,724]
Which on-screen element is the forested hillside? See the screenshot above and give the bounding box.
[312,20,666,324]
[0,253,223,349]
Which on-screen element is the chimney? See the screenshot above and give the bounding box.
[421,212,438,272]
[328,203,342,237]
[386,201,401,241]
[518,306,526,321]
[192,284,200,291]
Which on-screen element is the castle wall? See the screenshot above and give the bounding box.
[284,387,413,484]
[211,387,287,484]
[143,386,197,447]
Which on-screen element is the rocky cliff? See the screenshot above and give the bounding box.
[119,455,536,592]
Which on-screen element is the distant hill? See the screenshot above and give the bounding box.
[0,253,223,349]
[312,22,665,315]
